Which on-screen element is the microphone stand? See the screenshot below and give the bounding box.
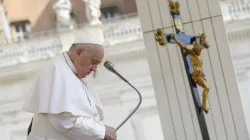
[104,61,142,132]
[115,81,142,132]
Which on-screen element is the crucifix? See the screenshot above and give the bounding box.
[154,0,210,139]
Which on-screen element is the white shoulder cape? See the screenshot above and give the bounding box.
[23,54,104,119]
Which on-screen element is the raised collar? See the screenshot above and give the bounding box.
[63,52,77,74]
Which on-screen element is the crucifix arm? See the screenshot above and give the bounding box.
[171,35,192,53]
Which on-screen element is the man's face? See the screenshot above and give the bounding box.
[73,44,104,78]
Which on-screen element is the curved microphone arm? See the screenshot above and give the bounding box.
[115,81,142,131]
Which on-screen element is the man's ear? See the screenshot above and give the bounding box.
[76,48,82,56]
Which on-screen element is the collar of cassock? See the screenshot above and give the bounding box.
[63,52,77,74]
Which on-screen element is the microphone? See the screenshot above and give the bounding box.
[104,61,142,131]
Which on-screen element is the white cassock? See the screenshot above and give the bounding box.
[23,51,105,140]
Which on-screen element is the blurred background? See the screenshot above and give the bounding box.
[0,0,250,140]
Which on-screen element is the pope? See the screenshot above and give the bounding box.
[23,31,117,140]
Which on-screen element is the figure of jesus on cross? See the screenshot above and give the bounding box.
[172,34,210,113]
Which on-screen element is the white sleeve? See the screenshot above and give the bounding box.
[47,112,106,140]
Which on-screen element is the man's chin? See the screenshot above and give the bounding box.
[76,74,86,79]
[82,74,88,78]
[77,73,90,79]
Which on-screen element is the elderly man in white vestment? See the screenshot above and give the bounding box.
[23,31,117,140]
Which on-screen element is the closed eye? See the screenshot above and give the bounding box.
[92,60,100,65]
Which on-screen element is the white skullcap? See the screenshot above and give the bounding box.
[73,30,104,46]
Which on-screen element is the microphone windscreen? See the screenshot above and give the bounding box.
[104,61,114,70]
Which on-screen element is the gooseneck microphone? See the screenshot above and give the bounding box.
[104,61,142,132]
